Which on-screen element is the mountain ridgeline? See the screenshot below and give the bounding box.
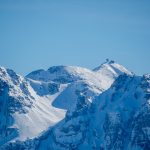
[0,60,149,150]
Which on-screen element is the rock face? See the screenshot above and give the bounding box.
[93,74,150,150]
[0,60,149,150]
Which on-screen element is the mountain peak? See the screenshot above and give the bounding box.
[105,58,115,64]
[93,59,132,77]
[0,66,7,74]
[0,62,150,150]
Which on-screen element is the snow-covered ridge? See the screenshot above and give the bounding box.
[0,67,67,144]
[27,60,132,89]
[39,73,150,150]
[93,59,132,76]
[0,61,140,150]
[27,65,101,83]
[0,67,34,113]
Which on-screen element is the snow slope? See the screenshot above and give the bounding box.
[35,74,150,150]
[0,60,139,150]
[93,60,133,89]
[0,67,67,145]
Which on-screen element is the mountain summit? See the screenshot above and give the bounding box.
[93,59,132,76]
[0,61,149,150]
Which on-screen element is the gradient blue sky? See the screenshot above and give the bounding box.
[0,0,150,75]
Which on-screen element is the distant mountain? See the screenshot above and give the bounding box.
[0,60,149,150]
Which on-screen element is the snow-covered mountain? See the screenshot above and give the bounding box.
[0,60,149,150]
[0,67,66,143]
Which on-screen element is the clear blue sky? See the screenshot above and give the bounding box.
[0,0,150,75]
